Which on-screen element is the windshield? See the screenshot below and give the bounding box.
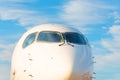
[37,31,63,42]
[23,32,36,48]
[63,32,87,45]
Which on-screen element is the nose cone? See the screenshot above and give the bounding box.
[29,44,75,80]
[18,43,92,80]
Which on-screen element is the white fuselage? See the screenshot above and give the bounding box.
[11,24,93,80]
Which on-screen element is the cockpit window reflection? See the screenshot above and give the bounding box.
[37,31,63,42]
[63,32,87,45]
[22,33,36,48]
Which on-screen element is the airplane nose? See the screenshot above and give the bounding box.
[26,45,72,79]
[23,44,92,80]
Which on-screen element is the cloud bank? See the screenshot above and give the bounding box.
[60,0,116,26]
[93,25,120,80]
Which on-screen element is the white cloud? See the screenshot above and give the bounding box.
[0,0,51,28]
[93,25,120,74]
[109,25,120,36]
[0,44,15,62]
[0,65,10,80]
[0,8,50,27]
[113,11,120,24]
[0,44,13,80]
[60,0,116,32]
[102,25,120,53]
[91,25,120,80]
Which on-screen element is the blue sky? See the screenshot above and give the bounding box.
[0,0,120,80]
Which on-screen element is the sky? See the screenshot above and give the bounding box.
[0,0,120,80]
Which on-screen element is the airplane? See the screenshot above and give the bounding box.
[11,24,93,80]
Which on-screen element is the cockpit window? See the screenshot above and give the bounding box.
[37,31,63,42]
[63,32,87,45]
[22,33,36,48]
